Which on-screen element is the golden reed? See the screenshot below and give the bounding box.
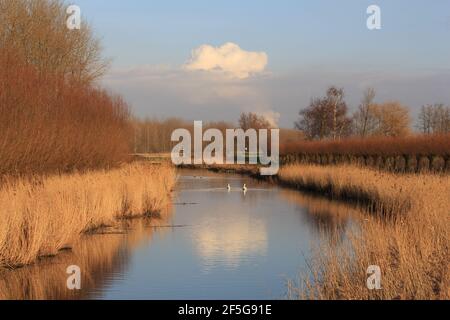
[0,163,176,268]
[280,164,449,300]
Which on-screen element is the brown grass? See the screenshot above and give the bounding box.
[280,164,449,299]
[281,134,450,157]
[0,163,176,268]
[278,164,421,216]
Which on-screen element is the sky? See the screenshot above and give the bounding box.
[75,0,450,127]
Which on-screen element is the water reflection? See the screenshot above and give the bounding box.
[0,216,171,300]
[0,170,363,300]
[194,214,267,271]
[279,189,361,245]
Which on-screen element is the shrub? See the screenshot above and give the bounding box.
[0,49,132,176]
[281,134,450,157]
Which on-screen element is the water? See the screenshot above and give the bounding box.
[0,169,359,300]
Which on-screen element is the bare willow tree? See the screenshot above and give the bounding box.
[130,118,194,154]
[0,0,130,175]
[371,101,411,137]
[417,104,450,134]
[353,88,377,137]
[238,112,272,130]
[0,0,108,83]
[295,87,352,140]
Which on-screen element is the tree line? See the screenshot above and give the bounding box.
[131,114,303,154]
[1,0,131,176]
[295,86,450,140]
[132,90,450,153]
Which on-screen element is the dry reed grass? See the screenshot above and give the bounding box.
[278,165,423,216]
[0,163,176,268]
[280,164,449,300]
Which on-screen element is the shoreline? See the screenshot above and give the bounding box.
[177,163,406,215]
[0,163,176,269]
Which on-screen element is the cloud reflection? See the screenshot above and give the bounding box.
[193,213,267,271]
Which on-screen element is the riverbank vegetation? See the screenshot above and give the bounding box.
[0,0,136,269]
[0,163,175,268]
[282,86,450,173]
[0,0,131,176]
[131,115,303,155]
[281,134,450,158]
[0,218,170,299]
[294,87,450,141]
[0,49,132,176]
[280,164,449,299]
[0,0,178,270]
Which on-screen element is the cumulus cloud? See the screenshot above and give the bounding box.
[184,42,268,79]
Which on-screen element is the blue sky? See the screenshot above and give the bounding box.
[74,0,450,127]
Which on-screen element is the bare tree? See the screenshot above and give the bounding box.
[418,104,450,134]
[131,118,198,154]
[0,0,108,83]
[434,105,450,133]
[327,87,343,139]
[295,86,352,140]
[372,101,411,137]
[417,105,434,134]
[353,88,377,137]
[238,112,271,130]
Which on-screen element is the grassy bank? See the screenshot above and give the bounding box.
[0,163,176,268]
[280,164,449,299]
[278,164,433,216]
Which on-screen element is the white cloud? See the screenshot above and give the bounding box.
[184,42,268,79]
[260,110,281,127]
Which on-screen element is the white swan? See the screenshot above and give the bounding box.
[242,184,248,192]
[227,184,231,192]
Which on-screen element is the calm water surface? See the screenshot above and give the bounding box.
[0,169,359,300]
